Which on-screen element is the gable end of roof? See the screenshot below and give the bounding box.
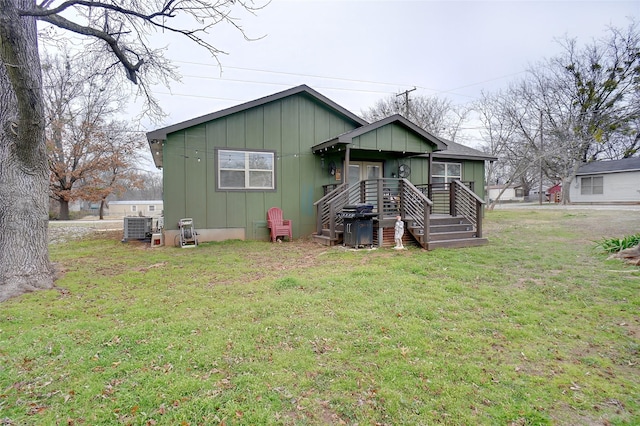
[146,84,368,142]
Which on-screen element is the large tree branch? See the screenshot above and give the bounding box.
[36,12,143,83]
[22,0,177,20]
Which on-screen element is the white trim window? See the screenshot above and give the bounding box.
[148,205,156,212]
[580,176,603,195]
[432,162,462,184]
[131,205,137,212]
[218,149,275,190]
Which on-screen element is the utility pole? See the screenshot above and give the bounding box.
[396,87,416,118]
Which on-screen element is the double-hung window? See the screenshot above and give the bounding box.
[580,176,603,195]
[432,162,462,184]
[218,149,275,190]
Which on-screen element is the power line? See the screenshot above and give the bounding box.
[175,60,421,90]
[173,60,524,100]
[178,75,395,96]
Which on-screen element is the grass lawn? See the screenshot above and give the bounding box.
[1,209,639,425]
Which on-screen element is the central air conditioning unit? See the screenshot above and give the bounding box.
[123,216,153,241]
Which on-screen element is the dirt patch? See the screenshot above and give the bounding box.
[612,246,640,265]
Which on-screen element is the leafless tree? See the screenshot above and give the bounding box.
[475,20,640,205]
[362,94,469,141]
[44,52,139,220]
[0,0,264,302]
[119,170,163,201]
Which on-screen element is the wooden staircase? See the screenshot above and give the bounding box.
[423,215,488,250]
[312,227,343,246]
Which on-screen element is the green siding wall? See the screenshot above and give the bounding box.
[351,123,433,155]
[463,160,487,199]
[163,93,358,238]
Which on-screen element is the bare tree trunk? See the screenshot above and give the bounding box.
[99,199,106,220]
[59,199,70,220]
[561,176,572,205]
[0,0,54,302]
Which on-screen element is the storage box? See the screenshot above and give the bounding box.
[150,233,163,247]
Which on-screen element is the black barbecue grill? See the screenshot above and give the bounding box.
[338,204,376,248]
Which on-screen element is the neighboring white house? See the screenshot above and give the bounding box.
[569,158,640,204]
[107,200,164,217]
[487,184,525,202]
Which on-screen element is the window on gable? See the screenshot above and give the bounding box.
[580,176,603,195]
[432,162,462,184]
[217,149,275,190]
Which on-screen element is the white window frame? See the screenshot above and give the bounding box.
[148,205,156,212]
[131,205,137,212]
[432,161,462,183]
[217,149,275,190]
[580,176,603,195]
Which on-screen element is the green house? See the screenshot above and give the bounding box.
[146,85,496,249]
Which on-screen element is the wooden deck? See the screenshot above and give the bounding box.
[313,179,488,250]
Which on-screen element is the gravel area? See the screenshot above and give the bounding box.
[48,219,123,245]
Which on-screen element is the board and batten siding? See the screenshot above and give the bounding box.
[350,123,427,154]
[162,94,359,240]
[462,160,487,199]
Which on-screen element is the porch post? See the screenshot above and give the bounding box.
[343,146,350,184]
[450,182,456,216]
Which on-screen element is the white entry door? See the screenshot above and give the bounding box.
[347,161,383,209]
[348,161,383,186]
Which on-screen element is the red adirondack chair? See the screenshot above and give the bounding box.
[267,207,292,242]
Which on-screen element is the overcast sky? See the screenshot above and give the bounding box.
[143,0,637,129]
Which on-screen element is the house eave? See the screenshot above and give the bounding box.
[576,168,640,176]
[148,139,163,169]
[311,138,343,154]
[431,152,498,162]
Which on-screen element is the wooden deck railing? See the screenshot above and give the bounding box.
[315,178,433,245]
[397,179,433,246]
[414,181,475,215]
[451,180,485,238]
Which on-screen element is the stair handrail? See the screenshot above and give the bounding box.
[399,179,433,247]
[451,179,485,237]
[314,182,348,236]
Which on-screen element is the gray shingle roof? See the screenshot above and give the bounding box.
[431,139,497,161]
[576,157,640,175]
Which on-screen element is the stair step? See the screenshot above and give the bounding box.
[318,228,343,238]
[312,231,342,246]
[427,238,489,250]
[429,216,471,225]
[430,224,473,233]
[429,230,477,241]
